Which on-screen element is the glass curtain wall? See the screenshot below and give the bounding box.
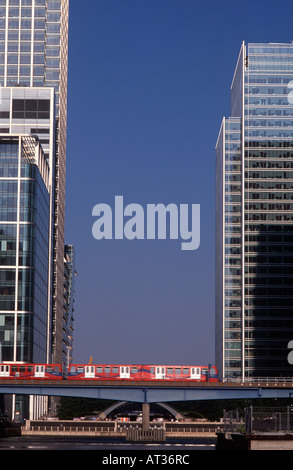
[0,136,50,364]
[244,44,293,378]
[216,42,293,380]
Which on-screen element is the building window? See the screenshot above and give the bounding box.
[12,99,50,119]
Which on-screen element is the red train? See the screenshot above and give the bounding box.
[0,362,219,382]
[67,364,219,381]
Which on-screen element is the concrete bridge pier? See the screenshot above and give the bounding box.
[126,402,166,442]
[142,403,150,431]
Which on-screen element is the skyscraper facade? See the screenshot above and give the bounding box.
[0,133,51,363]
[216,42,293,381]
[0,0,69,367]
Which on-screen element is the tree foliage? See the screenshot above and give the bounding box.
[57,397,115,420]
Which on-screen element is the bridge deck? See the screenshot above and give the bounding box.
[1,378,293,403]
[1,378,293,387]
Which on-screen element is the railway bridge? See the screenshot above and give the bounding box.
[2,377,293,432]
[1,377,293,403]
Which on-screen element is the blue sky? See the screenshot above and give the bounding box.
[65,0,293,366]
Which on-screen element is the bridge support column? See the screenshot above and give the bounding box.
[126,403,166,442]
[142,403,150,431]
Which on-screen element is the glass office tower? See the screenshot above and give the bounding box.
[0,86,54,364]
[0,0,69,365]
[216,42,293,380]
[0,134,50,363]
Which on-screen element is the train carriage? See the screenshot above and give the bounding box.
[0,363,63,380]
[67,364,142,380]
[143,365,218,381]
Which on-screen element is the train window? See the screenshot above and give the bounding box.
[70,366,76,373]
[112,367,118,373]
[54,366,60,372]
[46,366,53,372]
[167,368,173,374]
[19,366,26,372]
[27,366,33,372]
[150,367,155,374]
[183,368,189,374]
[77,367,84,373]
[105,367,111,373]
[175,368,181,374]
[132,367,138,374]
[12,366,18,372]
[96,367,103,373]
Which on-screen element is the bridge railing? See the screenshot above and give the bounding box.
[223,377,293,386]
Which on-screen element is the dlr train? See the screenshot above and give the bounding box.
[0,362,219,382]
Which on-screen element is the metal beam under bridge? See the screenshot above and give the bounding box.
[1,381,293,402]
